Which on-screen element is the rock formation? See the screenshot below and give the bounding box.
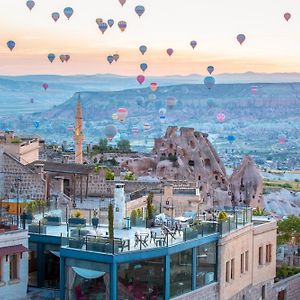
[230,155,263,208]
[121,157,156,175]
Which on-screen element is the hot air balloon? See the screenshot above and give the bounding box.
[217,113,225,123]
[108,19,114,28]
[33,120,40,129]
[107,55,114,64]
[279,136,285,145]
[148,94,156,101]
[166,96,176,109]
[150,82,158,92]
[251,86,257,95]
[112,113,118,121]
[140,63,148,72]
[159,115,166,124]
[67,124,74,132]
[52,12,60,22]
[7,41,15,51]
[113,54,119,62]
[99,22,108,34]
[204,76,215,90]
[207,66,214,75]
[104,125,118,141]
[139,45,147,55]
[30,98,34,103]
[64,7,74,20]
[166,48,174,56]
[190,40,197,49]
[116,108,128,122]
[119,0,126,6]
[137,75,145,85]
[159,108,166,115]
[96,18,103,25]
[284,13,291,22]
[144,123,151,131]
[118,21,127,32]
[227,135,236,143]
[131,127,139,135]
[26,1,35,11]
[59,54,66,63]
[48,53,55,63]
[42,83,49,91]
[65,55,70,62]
[237,34,246,45]
[135,5,145,17]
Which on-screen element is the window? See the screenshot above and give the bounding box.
[231,259,235,280]
[262,285,266,299]
[259,247,263,265]
[245,251,249,272]
[225,261,230,282]
[266,244,272,263]
[241,253,245,274]
[9,254,18,280]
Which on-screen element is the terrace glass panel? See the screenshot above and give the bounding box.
[117,257,164,300]
[196,241,217,288]
[170,249,192,298]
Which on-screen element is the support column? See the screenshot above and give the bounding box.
[37,243,45,288]
[192,247,197,290]
[60,256,66,300]
[110,262,117,300]
[164,255,170,300]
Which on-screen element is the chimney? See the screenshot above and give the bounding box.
[34,163,45,179]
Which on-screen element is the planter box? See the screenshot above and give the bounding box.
[86,242,106,253]
[28,224,47,234]
[44,216,61,226]
[68,218,86,227]
[68,239,84,249]
[70,229,89,238]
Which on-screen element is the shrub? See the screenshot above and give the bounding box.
[73,210,84,219]
[105,170,115,180]
[108,203,114,240]
[218,211,228,221]
[124,171,135,181]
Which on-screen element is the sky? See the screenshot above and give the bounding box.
[0,0,300,76]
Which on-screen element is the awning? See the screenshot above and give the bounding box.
[0,244,28,256]
[72,267,106,280]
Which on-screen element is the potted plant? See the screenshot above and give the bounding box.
[92,209,99,229]
[68,210,86,227]
[22,201,36,224]
[44,214,61,226]
[108,203,114,241]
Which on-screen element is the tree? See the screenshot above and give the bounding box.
[98,139,108,153]
[108,203,114,241]
[105,170,115,180]
[117,139,131,152]
[277,215,300,245]
[124,171,135,181]
[130,210,137,226]
[146,192,154,220]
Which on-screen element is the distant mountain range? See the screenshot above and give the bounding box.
[0,72,300,117]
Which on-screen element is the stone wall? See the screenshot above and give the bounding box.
[172,282,218,300]
[2,153,46,200]
[270,273,300,300]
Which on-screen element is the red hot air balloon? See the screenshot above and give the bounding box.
[217,113,225,123]
[166,48,174,56]
[116,108,128,122]
[150,82,158,92]
[279,137,285,145]
[42,83,49,91]
[137,75,145,85]
[131,127,139,135]
[284,13,291,22]
[251,86,257,95]
[119,0,126,6]
[237,34,246,45]
[104,125,118,141]
[65,55,70,62]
